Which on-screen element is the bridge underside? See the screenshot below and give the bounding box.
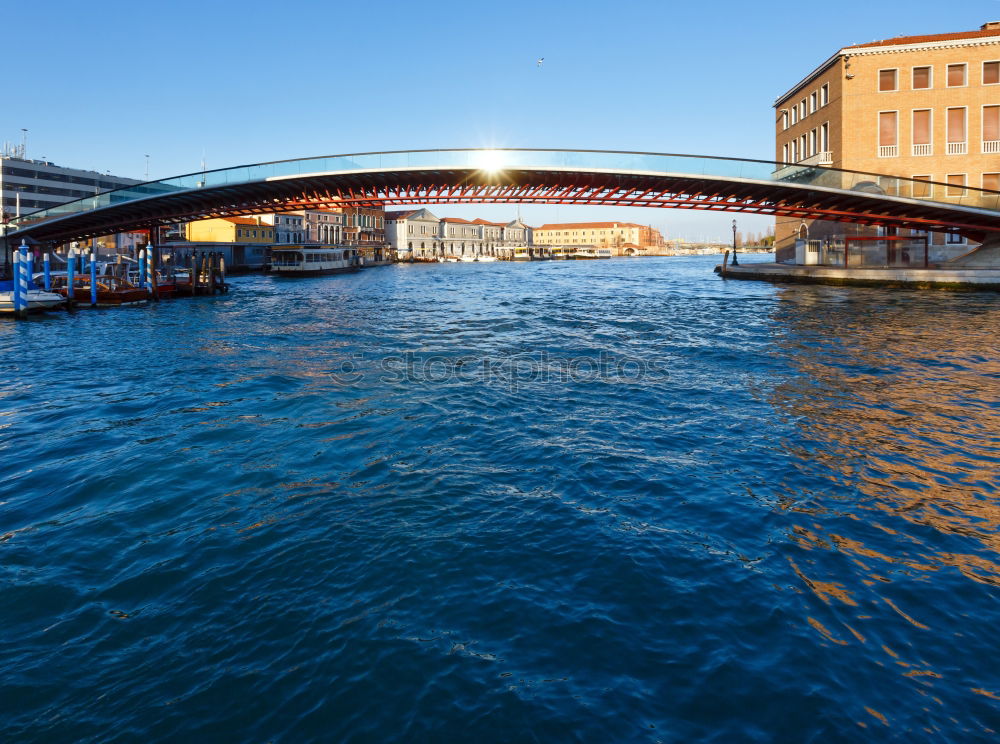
[8,167,1000,244]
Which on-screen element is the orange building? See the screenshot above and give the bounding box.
[533,221,664,256]
[774,20,1000,261]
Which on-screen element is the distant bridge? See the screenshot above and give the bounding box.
[4,149,1000,248]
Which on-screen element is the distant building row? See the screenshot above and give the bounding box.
[386,209,530,259]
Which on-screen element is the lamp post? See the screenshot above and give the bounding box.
[731,219,739,266]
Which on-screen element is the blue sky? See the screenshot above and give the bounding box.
[5,0,999,240]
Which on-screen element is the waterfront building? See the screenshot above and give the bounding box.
[179,217,274,270]
[258,213,305,244]
[533,222,664,255]
[385,210,532,259]
[1,148,140,221]
[774,20,1000,261]
[386,209,443,258]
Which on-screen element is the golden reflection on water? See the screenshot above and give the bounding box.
[771,290,1000,588]
[766,289,1000,720]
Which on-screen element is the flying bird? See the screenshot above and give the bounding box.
[536,57,544,67]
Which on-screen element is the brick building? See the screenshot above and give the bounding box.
[774,21,1000,261]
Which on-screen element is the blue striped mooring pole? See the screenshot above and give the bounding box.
[18,242,29,317]
[138,249,146,290]
[90,252,97,306]
[12,249,22,317]
[66,248,76,309]
[43,252,51,291]
[145,243,154,292]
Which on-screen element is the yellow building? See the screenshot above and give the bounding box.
[774,20,1000,260]
[533,222,663,256]
[185,217,274,244]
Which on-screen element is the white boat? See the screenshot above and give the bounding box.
[477,256,498,262]
[0,280,65,313]
[446,257,461,263]
[270,246,360,276]
[459,255,478,262]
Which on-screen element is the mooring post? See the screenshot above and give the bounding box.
[200,253,209,295]
[219,254,226,291]
[66,248,76,310]
[12,249,22,318]
[43,252,51,291]
[138,248,147,291]
[190,252,198,295]
[148,244,159,301]
[18,242,30,319]
[90,251,97,307]
[721,249,730,276]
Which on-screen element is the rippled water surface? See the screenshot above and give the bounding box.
[2,255,998,742]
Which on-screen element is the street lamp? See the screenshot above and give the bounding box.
[731,219,739,266]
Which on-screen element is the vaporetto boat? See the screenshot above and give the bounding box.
[270,246,361,276]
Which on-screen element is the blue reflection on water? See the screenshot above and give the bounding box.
[1,255,998,742]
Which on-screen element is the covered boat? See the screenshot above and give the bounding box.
[270,246,360,276]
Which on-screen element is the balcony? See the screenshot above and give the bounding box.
[947,141,968,155]
[983,140,1000,154]
[799,151,833,166]
[878,145,898,158]
[912,143,932,156]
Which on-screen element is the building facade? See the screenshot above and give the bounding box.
[533,222,664,255]
[385,209,531,259]
[1,150,139,221]
[774,21,1000,261]
[180,217,274,269]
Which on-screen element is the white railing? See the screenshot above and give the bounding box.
[799,151,834,166]
[947,141,968,154]
[983,140,1000,153]
[912,143,932,156]
[878,145,898,158]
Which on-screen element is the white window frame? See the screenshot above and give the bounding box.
[984,60,1000,86]
[945,173,967,197]
[821,122,830,152]
[982,172,1000,190]
[982,105,1000,153]
[946,62,968,88]
[810,91,817,113]
[946,106,969,154]
[911,108,933,156]
[911,65,933,90]
[877,110,899,157]
[799,99,807,119]
[791,107,798,125]
[781,110,789,130]
[878,67,899,92]
[820,83,829,106]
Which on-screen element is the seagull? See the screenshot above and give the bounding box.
[536,57,544,67]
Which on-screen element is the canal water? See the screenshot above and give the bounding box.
[1,256,998,742]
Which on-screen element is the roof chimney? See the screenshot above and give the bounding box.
[982,21,1000,30]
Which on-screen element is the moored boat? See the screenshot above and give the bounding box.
[0,280,65,314]
[50,275,149,306]
[271,246,360,276]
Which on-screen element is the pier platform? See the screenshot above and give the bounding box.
[715,262,1000,290]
